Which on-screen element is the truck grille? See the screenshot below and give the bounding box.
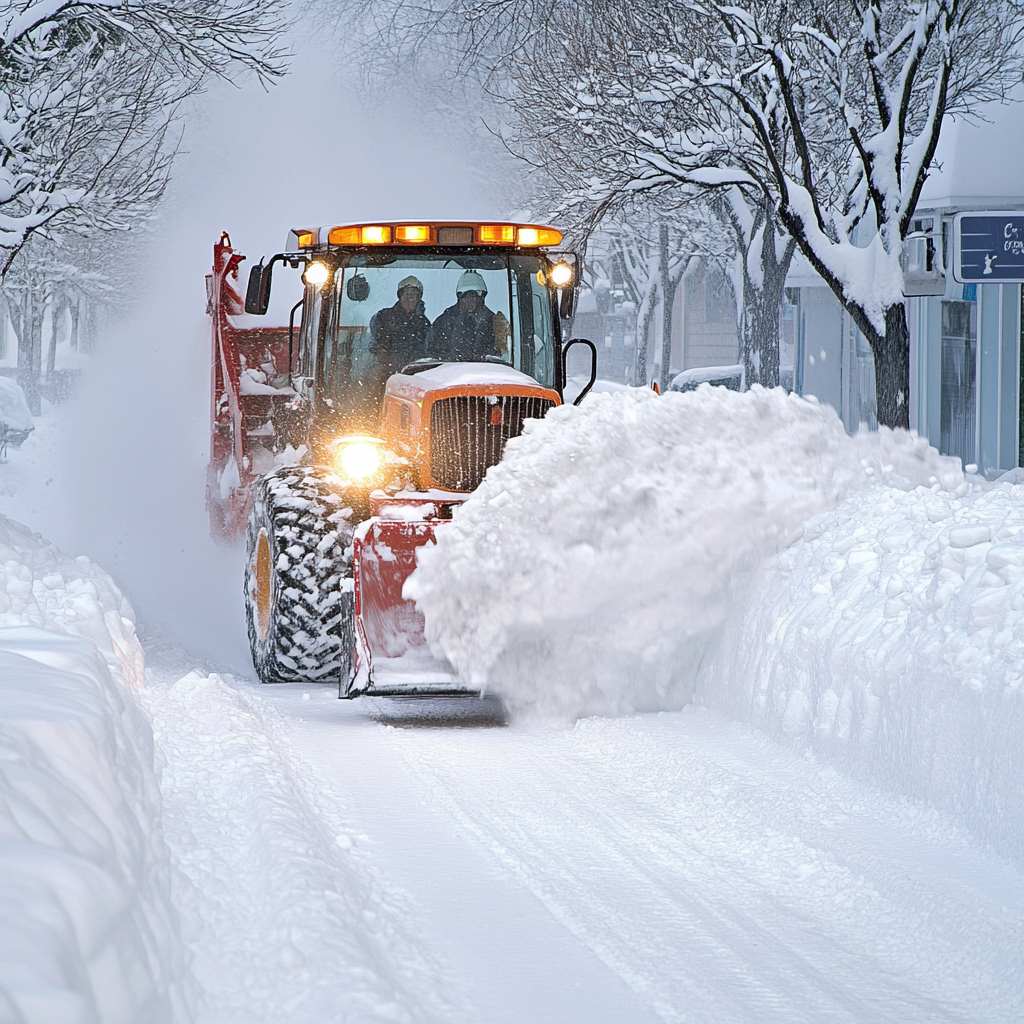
[429,395,554,490]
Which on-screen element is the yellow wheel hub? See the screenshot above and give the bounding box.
[253,529,273,641]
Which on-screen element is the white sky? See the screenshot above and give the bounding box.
[32,27,520,666]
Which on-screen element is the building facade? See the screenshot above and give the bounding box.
[787,103,1024,474]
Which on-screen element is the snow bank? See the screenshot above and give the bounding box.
[408,386,963,720]
[0,516,143,688]
[702,477,1024,859]
[0,516,189,1022]
[409,384,1024,855]
[145,670,462,1023]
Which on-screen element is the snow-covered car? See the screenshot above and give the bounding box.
[669,363,743,393]
[668,364,795,393]
[0,376,34,457]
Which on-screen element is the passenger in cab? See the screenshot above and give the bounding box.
[430,271,510,361]
[369,275,430,384]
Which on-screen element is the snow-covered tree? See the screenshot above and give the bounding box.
[391,0,1024,426]
[0,0,289,272]
[2,221,155,410]
[590,207,732,388]
[718,193,797,388]
[539,0,1023,425]
[361,1,791,388]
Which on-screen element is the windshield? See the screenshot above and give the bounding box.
[318,252,556,415]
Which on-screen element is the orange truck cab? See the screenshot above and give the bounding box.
[206,221,596,697]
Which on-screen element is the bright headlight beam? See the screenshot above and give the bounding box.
[336,440,383,481]
[304,260,330,287]
[550,261,574,287]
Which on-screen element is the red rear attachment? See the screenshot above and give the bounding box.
[206,233,296,540]
[349,496,472,697]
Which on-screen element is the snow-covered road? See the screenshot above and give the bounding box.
[144,646,1024,1024]
[6,395,1024,1023]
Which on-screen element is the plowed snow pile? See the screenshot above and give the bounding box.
[0,516,189,1023]
[409,386,963,718]
[409,385,1024,854]
[703,475,1024,858]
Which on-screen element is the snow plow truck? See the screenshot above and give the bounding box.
[206,222,595,697]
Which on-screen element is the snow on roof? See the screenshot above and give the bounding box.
[393,361,548,392]
[670,364,742,389]
[921,100,1024,210]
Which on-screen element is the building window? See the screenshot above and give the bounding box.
[940,299,977,466]
[703,265,734,324]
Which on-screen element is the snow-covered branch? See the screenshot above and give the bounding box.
[0,0,289,268]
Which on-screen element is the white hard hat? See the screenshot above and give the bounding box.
[397,275,423,296]
[456,270,487,296]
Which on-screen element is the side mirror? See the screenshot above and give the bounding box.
[245,261,273,315]
[561,337,597,406]
[559,282,578,319]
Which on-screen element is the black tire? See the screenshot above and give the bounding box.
[244,464,356,685]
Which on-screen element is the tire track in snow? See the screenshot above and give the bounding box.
[144,670,470,1024]
[382,707,1024,1024]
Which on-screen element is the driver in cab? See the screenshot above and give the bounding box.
[368,275,430,391]
[430,271,510,361]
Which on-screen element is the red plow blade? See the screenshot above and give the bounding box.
[348,499,475,697]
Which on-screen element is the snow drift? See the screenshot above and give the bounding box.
[408,386,963,720]
[0,516,189,1023]
[703,475,1024,859]
[407,387,1024,854]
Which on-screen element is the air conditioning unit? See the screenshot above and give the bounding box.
[902,218,946,297]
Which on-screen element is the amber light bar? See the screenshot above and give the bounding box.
[395,224,431,243]
[478,223,516,244]
[321,222,564,248]
[328,224,393,245]
[516,226,562,247]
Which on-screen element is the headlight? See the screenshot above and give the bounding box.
[333,437,385,482]
[549,260,574,287]
[304,260,330,287]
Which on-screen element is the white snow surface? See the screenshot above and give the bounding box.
[0,376,33,432]
[670,363,743,388]
[0,514,145,697]
[409,386,964,719]
[703,474,1024,859]
[392,361,547,391]
[142,663,464,1024]
[405,386,1024,853]
[0,516,190,1023]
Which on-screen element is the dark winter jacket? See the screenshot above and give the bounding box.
[429,303,499,362]
[369,302,430,377]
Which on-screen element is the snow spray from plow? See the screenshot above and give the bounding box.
[407,385,967,721]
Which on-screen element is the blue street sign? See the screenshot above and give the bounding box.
[954,211,1024,283]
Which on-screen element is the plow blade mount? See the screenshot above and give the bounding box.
[349,498,477,698]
